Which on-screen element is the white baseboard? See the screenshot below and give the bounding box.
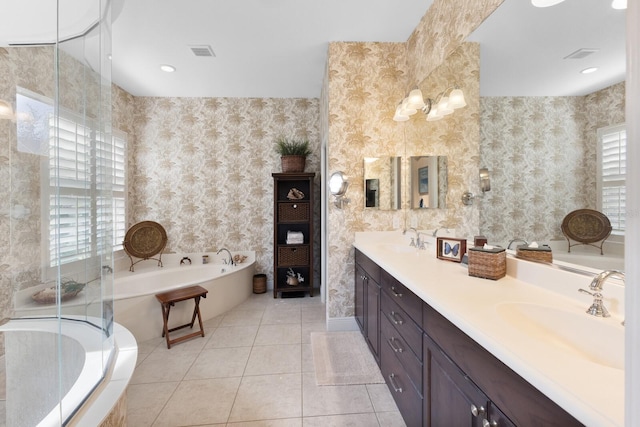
[326,316,360,332]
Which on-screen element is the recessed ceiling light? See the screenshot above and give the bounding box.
[581,67,598,74]
[611,0,627,9]
[160,64,176,73]
[531,0,565,7]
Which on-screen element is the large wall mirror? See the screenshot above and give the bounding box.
[468,0,625,272]
[364,157,401,210]
[410,156,448,209]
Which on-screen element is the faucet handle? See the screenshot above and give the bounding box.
[578,288,611,317]
[409,237,416,247]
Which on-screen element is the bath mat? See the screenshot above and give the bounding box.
[310,331,385,386]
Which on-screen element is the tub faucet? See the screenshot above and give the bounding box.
[578,270,625,318]
[507,238,528,250]
[102,265,113,274]
[217,248,235,266]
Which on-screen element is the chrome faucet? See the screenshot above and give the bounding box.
[578,270,625,318]
[403,227,418,247]
[432,228,450,237]
[217,248,235,266]
[102,265,113,274]
[507,238,528,250]
[417,232,430,250]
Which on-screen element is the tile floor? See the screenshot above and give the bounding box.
[126,292,406,427]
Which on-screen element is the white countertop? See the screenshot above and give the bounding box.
[354,231,624,427]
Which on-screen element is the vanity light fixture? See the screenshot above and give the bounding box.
[0,99,15,121]
[462,168,491,206]
[392,86,466,122]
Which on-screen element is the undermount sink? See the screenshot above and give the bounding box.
[496,302,624,370]
[379,244,430,254]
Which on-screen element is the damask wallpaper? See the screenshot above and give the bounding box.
[479,82,626,246]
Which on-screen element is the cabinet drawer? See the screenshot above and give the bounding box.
[380,269,421,323]
[381,293,422,360]
[355,249,380,284]
[277,245,309,266]
[381,311,422,393]
[381,331,423,427]
[278,202,310,222]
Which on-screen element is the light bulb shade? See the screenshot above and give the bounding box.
[436,97,454,116]
[393,104,410,122]
[400,98,417,116]
[611,0,626,9]
[426,108,442,122]
[448,88,467,109]
[531,0,565,7]
[0,100,15,120]
[406,89,425,110]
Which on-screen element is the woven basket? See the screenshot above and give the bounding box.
[516,246,553,263]
[468,247,506,280]
[281,155,306,173]
[253,274,267,294]
[278,202,310,222]
[277,246,309,266]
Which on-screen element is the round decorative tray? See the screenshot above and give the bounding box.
[123,221,168,259]
[561,209,612,244]
[32,280,86,305]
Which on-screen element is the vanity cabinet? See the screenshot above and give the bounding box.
[272,173,315,298]
[353,252,583,427]
[354,249,381,361]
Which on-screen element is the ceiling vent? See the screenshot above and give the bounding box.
[563,48,599,60]
[189,45,215,57]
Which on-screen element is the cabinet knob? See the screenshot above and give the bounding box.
[482,419,497,427]
[470,404,486,417]
[292,204,298,209]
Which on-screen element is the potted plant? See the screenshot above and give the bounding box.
[274,136,311,173]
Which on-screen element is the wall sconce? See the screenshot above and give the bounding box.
[0,99,15,121]
[462,168,491,206]
[329,171,349,209]
[393,86,466,122]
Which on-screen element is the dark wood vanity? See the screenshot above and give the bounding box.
[355,248,583,427]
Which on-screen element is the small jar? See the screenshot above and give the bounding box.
[202,255,209,264]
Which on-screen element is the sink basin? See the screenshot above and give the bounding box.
[496,302,624,370]
[379,244,429,254]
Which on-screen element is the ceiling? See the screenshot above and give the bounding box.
[0,0,626,99]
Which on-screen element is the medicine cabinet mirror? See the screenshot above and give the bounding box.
[363,157,401,210]
[410,156,448,209]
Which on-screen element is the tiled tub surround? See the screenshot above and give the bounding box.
[354,231,624,427]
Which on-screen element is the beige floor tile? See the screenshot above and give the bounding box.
[152,377,241,426]
[131,350,199,384]
[366,383,400,413]
[300,322,326,344]
[184,347,251,379]
[126,382,178,427]
[261,306,301,324]
[202,313,224,329]
[228,373,302,422]
[151,329,211,353]
[301,373,374,417]
[301,344,314,373]
[206,325,258,348]
[244,344,301,376]
[227,419,302,427]
[254,324,302,345]
[302,413,380,426]
[376,411,407,427]
[221,308,264,326]
[301,306,326,324]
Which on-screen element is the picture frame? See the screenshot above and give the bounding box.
[436,237,467,263]
[418,166,429,194]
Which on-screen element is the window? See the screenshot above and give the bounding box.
[597,124,626,235]
[16,89,127,267]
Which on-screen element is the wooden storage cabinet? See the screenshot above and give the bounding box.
[272,173,315,298]
[354,249,381,361]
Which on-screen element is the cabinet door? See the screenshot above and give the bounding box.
[365,278,380,361]
[425,334,488,427]
[354,264,365,331]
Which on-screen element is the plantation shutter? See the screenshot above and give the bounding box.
[598,124,626,235]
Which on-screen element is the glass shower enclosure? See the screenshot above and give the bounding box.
[0,1,115,424]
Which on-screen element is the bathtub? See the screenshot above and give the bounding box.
[0,317,137,427]
[113,251,255,343]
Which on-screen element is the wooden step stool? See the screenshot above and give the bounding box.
[155,285,208,349]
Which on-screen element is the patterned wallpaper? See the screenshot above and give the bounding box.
[479,82,626,246]
[129,97,321,285]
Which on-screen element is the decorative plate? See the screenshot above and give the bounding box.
[123,221,168,259]
[32,280,86,305]
[561,209,612,244]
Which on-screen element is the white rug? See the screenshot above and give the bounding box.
[310,331,385,386]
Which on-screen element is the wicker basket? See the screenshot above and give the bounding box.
[277,246,309,266]
[281,155,306,173]
[253,274,267,294]
[468,247,506,280]
[515,245,553,263]
[278,202,310,222]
